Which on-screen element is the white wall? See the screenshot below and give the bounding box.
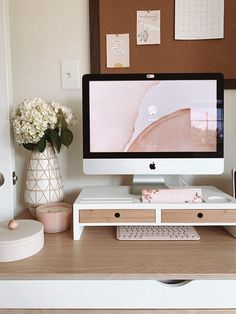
[9,0,122,212]
[8,0,236,212]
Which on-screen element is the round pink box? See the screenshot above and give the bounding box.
[36,202,72,233]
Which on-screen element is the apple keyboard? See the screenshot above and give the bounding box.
[116,225,200,241]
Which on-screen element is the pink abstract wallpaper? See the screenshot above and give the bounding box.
[89,80,217,153]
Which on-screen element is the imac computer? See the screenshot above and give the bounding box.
[82,73,224,191]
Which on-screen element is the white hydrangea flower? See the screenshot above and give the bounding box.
[11,97,74,145]
[50,101,75,125]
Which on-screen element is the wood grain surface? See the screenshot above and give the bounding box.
[1,219,236,280]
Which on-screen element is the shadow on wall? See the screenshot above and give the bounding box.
[186,174,233,196]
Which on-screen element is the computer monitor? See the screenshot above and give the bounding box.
[82,73,224,188]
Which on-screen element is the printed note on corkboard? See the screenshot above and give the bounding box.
[137,10,161,45]
[106,34,130,68]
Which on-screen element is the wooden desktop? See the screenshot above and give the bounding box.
[1,217,236,312]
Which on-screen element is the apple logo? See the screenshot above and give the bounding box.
[149,162,156,170]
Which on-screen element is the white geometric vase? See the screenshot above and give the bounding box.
[24,142,64,217]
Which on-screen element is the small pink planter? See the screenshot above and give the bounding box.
[36,202,72,233]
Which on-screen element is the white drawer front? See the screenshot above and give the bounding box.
[0,280,236,309]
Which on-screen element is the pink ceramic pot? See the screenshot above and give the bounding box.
[36,202,72,233]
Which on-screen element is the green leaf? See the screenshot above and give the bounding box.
[54,126,59,134]
[37,137,47,152]
[23,143,35,151]
[50,129,61,153]
[44,129,51,141]
[61,117,68,130]
[61,128,73,148]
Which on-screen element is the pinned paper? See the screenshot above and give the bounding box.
[137,10,161,45]
[106,34,130,68]
[175,0,224,40]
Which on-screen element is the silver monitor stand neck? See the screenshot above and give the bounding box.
[130,175,169,196]
[129,175,189,195]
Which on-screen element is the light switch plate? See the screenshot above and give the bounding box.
[61,60,80,90]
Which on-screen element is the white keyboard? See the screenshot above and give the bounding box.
[116,226,200,241]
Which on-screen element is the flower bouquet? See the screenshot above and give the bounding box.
[11,97,74,152]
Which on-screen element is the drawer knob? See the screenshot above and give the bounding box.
[197,212,203,218]
[114,212,120,218]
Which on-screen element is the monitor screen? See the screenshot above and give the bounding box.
[82,73,224,176]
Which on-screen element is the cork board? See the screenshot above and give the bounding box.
[89,0,236,88]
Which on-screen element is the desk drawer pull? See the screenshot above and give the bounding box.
[197,212,203,219]
[114,212,120,218]
[158,280,192,287]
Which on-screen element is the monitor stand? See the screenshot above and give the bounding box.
[130,175,169,196]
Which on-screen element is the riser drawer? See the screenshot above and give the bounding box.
[79,209,156,223]
[162,209,236,223]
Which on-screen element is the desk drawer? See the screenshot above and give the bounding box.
[1,280,236,308]
[79,209,156,223]
[162,209,236,223]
